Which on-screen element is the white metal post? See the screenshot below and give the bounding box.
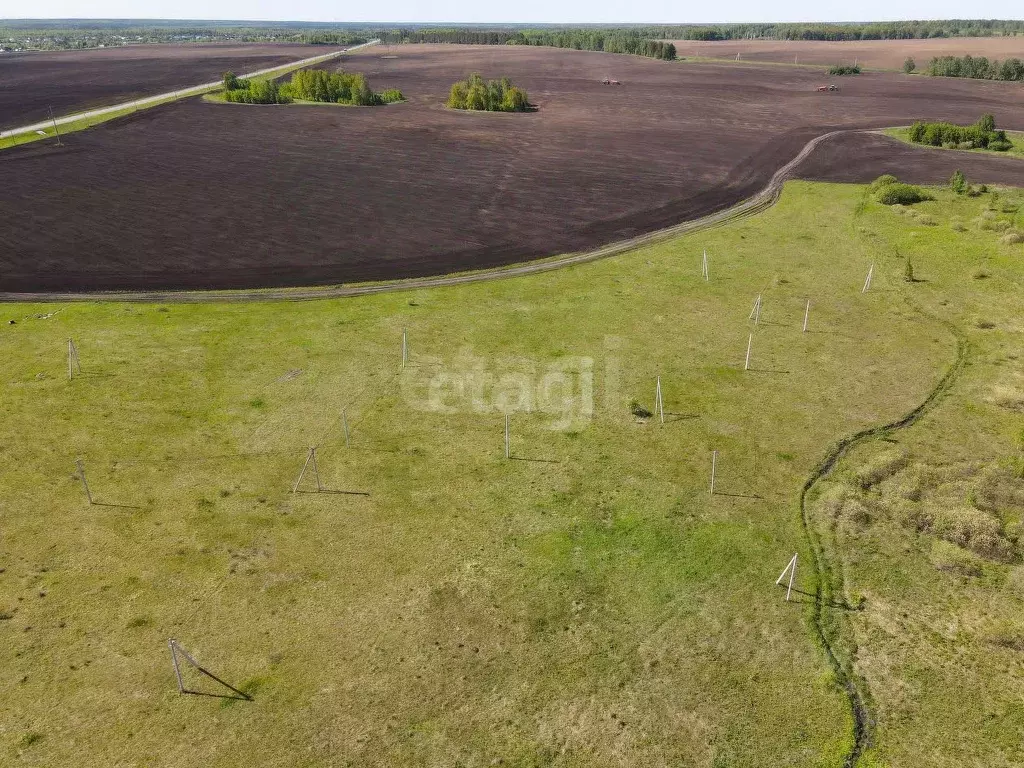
[803,300,810,333]
[292,448,314,493]
[169,639,185,693]
[655,376,664,424]
[775,554,798,601]
[744,334,753,371]
[862,264,874,293]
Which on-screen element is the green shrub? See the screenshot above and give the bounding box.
[870,173,898,191]
[903,57,916,74]
[876,183,932,205]
[989,139,1013,151]
[828,64,861,75]
[629,400,652,419]
[379,88,405,104]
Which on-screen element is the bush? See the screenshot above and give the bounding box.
[903,57,916,74]
[989,140,1013,151]
[876,183,932,205]
[950,169,967,194]
[378,88,405,104]
[1001,232,1024,245]
[870,173,898,191]
[629,400,652,419]
[828,64,861,75]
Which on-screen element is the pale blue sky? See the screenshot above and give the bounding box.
[14,2,1022,24]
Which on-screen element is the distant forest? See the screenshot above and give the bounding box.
[3,19,1024,52]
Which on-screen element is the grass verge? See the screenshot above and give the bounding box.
[2,181,1023,765]
[882,126,1024,160]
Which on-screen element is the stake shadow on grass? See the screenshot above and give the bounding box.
[295,489,370,496]
[746,368,791,375]
[92,501,144,510]
[181,688,252,701]
[805,329,861,340]
[663,412,700,423]
[782,586,862,611]
[711,491,764,500]
[510,456,561,464]
[72,371,117,380]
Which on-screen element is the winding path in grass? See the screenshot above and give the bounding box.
[798,302,969,766]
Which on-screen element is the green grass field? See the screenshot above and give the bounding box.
[882,126,1024,160]
[2,181,1023,766]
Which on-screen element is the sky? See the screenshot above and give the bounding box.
[13,2,1022,25]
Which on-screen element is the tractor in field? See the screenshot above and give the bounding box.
[816,84,839,92]
[602,78,622,85]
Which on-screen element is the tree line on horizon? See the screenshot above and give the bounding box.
[6,19,1024,52]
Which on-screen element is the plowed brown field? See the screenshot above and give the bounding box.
[0,43,333,129]
[2,44,1024,293]
[673,37,1024,70]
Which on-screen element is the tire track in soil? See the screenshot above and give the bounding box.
[797,300,969,766]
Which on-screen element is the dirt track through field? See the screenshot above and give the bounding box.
[2,44,1024,296]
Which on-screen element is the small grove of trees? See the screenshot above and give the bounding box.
[289,69,403,105]
[221,69,403,106]
[223,72,290,104]
[447,74,529,112]
[908,114,1013,152]
[828,64,861,75]
[926,55,1024,81]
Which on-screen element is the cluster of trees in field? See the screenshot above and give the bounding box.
[222,72,290,103]
[222,69,403,106]
[828,64,861,75]
[288,69,403,105]
[908,114,1013,151]
[446,74,530,112]
[925,55,1024,81]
